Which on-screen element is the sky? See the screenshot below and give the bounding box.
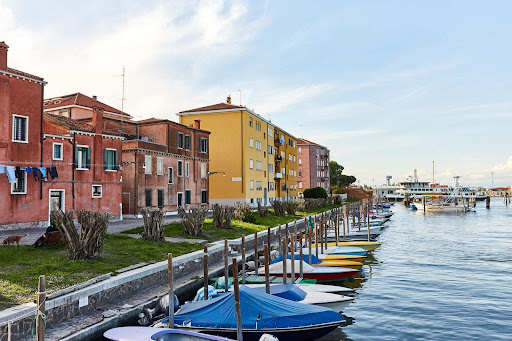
[2,0,512,188]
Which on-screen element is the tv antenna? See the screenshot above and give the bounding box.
[238,89,242,106]
[117,66,126,112]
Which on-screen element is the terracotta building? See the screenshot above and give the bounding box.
[297,138,330,196]
[44,94,210,215]
[0,42,122,230]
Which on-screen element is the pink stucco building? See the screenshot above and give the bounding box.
[297,138,330,195]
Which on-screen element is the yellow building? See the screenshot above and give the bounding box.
[178,96,298,206]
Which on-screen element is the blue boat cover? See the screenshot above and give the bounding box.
[170,286,344,329]
[271,253,322,265]
[252,284,307,301]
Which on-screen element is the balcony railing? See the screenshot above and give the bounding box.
[274,138,284,145]
[321,176,329,181]
[274,173,283,180]
[275,155,282,162]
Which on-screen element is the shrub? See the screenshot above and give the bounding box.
[332,189,342,194]
[272,200,286,216]
[242,211,257,223]
[303,187,328,199]
[178,207,208,237]
[297,200,306,212]
[212,204,235,229]
[234,202,252,221]
[285,200,299,216]
[304,198,327,210]
[51,209,111,260]
[257,202,269,217]
[140,207,165,241]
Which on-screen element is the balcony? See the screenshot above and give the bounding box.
[274,155,282,162]
[274,137,284,145]
[274,173,283,180]
[319,154,328,159]
[321,176,329,181]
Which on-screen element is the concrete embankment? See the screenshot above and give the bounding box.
[0,216,316,341]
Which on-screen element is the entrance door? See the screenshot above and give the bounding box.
[264,188,268,206]
[49,190,65,224]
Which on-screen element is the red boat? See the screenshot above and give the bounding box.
[266,260,358,282]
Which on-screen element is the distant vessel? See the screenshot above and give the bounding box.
[374,171,487,201]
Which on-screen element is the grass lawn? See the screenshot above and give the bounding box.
[0,234,202,310]
[122,204,341,243]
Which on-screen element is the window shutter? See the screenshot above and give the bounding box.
[74,146,78,168]
[114,150,119,170]
[104,149,108,170]
[86,148,91,169]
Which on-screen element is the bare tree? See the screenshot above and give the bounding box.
[51,209,111,260]
[140,207,165,242]
[178,207,208,236]
[212,204,235,229]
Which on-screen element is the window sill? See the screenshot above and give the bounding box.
[76,168,90,171]
[105,169,118,172]
[92,196,102,198]
[12,140,29,144]
[11,192,27,195]
[53,158,63,161]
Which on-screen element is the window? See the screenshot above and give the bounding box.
[75,146,91,170]
[249,118,253,127]
[145,189,152,207]
[299,158,302,165]
[268,145,273,154]
[185,161,190,177]
[158,189,164,208]
[268,127,273,137]
[177,192,183,207]
[255,121,261,131]
[268,164,273,173]
[177,132,184,149]
[289,139,293,146]
[256,161,262,170]
[249,159,254,169]
[185,135,191,150]
[185,190,191,204]
[289,154,292,161]
[201,190,208,204]
[177,160,183,177]
[299,182,303,189]
[11,169,26,194]
[104,149,119,171]
[299,170,302,177]
[144,155,152,174]
[256,141,262,150]
[201,163,207,179]
[12,115,28,142]
[256,181,262,190]
[92,185,102,198]
[281,151,285,158]
[249,138,253,148]
[293,155,296,162]
[157,157,164,175]
[298,147,302,154]
[53,143,63,160]
[200,138,208,153]
[281,167,285,174]
[250,180,254,190]
[168,167,174,184]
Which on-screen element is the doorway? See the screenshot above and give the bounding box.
[49,190,65,224]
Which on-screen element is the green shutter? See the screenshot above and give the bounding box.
[114,150,119,170]
[74,146,78,168]
[86,147,91,169]
[104,149,108,170]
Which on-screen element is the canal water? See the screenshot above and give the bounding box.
[322,197,512,340]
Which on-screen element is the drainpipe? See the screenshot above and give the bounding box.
[72,132,76,200]
[40,84,44,200]
[241,111,244,194]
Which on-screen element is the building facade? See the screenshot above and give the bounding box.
[297,138,330,196]
[178,97,298,207]
[43,93,211,216]
[0,42,122,229]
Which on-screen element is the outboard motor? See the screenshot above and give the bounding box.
[138,294,179,326]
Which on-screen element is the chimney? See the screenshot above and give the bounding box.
[92,105,104,134]
[92,95,97,101]
[0,41,9,71]
[194,119,201,129]
[226,95,231,104]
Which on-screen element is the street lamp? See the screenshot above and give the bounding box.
[208,171,226,176]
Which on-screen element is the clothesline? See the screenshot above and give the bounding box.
[0,165,59,184]
[0,161,120,168]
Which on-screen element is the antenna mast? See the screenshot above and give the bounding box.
[432,161,435,184]
[121,66,126,112]
[238,89,242,106]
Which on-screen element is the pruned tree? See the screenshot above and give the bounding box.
[285,200,299,216]
[140,207,165,242]
[51,209,111,260]
[257,202,269,217]
[212,204,235,229]
[178,207,208,236]
[272,201,286,216]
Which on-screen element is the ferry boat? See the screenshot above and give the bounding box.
[374,172,486,201]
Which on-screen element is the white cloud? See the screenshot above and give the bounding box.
[493,156,512,171]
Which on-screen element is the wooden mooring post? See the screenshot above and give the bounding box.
[254,232,259,276]
[264,244,270,294]
[35,275,46,341]
[203,247,208,300]
[241,236,246,285]
[290,233,295,282]
[224,240,229,289]
[168,254,175,327]
[282,237,287,284]
[486,196,491,209]
[299,231,304,278]
[231,258,243,341]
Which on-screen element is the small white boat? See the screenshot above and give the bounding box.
[229,283,355,295]
[104,327,235,341]
[301,291,354,312]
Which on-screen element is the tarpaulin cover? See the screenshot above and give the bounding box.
[252,284,307,301]
[271,254,322,265]
[172,286,343,329]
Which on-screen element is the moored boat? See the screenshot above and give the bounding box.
[266,259,358,282]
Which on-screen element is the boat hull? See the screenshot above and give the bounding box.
[177,322,341,341]
[268,270,357,282]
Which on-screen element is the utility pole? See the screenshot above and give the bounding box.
[121,66,126,112]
